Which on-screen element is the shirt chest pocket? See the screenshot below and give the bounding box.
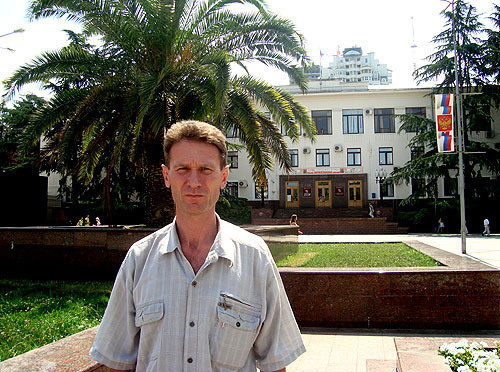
[210,294,262,370]
[135,301,164,363]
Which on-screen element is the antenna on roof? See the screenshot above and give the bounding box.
[411,17,417,49]
[410,16,418,72]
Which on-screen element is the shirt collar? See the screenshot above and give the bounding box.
[159,214,235,266]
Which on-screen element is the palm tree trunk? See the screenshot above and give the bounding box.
[103,170,114,226]
[145,142,175,227]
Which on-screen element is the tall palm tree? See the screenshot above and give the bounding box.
[4,0,316,225]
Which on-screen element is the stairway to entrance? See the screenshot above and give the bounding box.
[252,208,408,235]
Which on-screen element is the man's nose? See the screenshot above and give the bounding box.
[187,170,202,187]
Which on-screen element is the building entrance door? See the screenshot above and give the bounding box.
[348,180,363,207]
[285,181,300,208]
[315,180,332,208]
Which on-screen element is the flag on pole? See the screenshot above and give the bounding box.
[434,94,455,153]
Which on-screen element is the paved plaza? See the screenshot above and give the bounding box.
[285,233,500,371]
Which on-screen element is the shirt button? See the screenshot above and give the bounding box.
[189,321,195,327]
[236,322,241,327]
[191,281,197,287]
[187,357,193,363]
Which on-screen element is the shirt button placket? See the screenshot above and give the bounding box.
[185,277,199,371]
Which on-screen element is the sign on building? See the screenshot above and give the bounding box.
[434,94,455,153]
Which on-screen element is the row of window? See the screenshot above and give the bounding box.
[312,107,426,135]
[229,146,425,169]
[229,147,399,168]
[225,107,426,139]
[295,147,394,167]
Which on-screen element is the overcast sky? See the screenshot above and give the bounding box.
[0,0,496,101]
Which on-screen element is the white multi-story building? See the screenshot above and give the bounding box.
[226,82,499,211]
[304,47,392,85]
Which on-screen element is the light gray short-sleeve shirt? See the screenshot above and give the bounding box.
[90,217,305,371]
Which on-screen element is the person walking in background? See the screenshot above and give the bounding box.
[482,217,491,236]
[90,120,304,372]
[368,202,375,218]
[76,217,84,226]
[437,218,445,234]
[289,214,303,234]
[84,215,90,226]
[95,217,101,226]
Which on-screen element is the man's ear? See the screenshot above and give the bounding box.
[162,164,170,188]
[220,165,229,189]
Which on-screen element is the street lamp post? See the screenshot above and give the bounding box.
[0,28,25,53]
[375,168,388,206]
[0,28,25,39]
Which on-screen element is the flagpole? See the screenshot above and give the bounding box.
[452,0,467,254]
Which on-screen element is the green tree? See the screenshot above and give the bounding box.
[4,0,316,225]
[0,94,47,174]
[391,0,500,210]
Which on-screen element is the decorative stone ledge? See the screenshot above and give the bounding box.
[0,326,108,372]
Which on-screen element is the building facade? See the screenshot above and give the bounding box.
[226,84,500,211]
[304,47,392,85]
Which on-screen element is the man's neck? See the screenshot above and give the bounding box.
[175,212,218,273]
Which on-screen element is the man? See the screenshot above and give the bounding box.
[90,120,305,371]
[483,217,491,236]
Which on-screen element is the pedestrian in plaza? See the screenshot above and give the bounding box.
[90,120,305,372]
[95,217,101,226]
[289,214,303,234]
[84,214,90,226]
[368,202,375,218]
[482,217,491,236]
[437,218,445,234]
[76,217,84,226]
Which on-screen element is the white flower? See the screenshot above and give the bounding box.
[457,365,472,372]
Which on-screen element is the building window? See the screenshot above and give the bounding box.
[316,149,330,166]
[347,148,361,166]
[312,110,332,135]
[290,149,299,167]
[342,109,364,134]
[281,119,301,136]
[227,151,238,169]
[443,177,458,197]
[374,108,395,133]
[379,147,393,165]
[255,180,268,199]
[411,178,426,196]
[381,182,394,197]
[226,181,238,197]
[405,107,426,132]
[226,127,239,138]
[410,146,424,160]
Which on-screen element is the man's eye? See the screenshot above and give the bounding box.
[201,168,213,173]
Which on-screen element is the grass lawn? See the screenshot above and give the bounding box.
[0,279,113,362]
[0,243,438,361]
[275,243,441,268]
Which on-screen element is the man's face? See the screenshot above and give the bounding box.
[162,139,229,219]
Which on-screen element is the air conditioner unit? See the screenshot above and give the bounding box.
[486,131,494,138]
[303,147,311,154]
[238,180,248,188]
[334,144,343,152]
[365,109,373,115]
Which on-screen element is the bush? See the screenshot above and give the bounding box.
[216,192,251,225]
